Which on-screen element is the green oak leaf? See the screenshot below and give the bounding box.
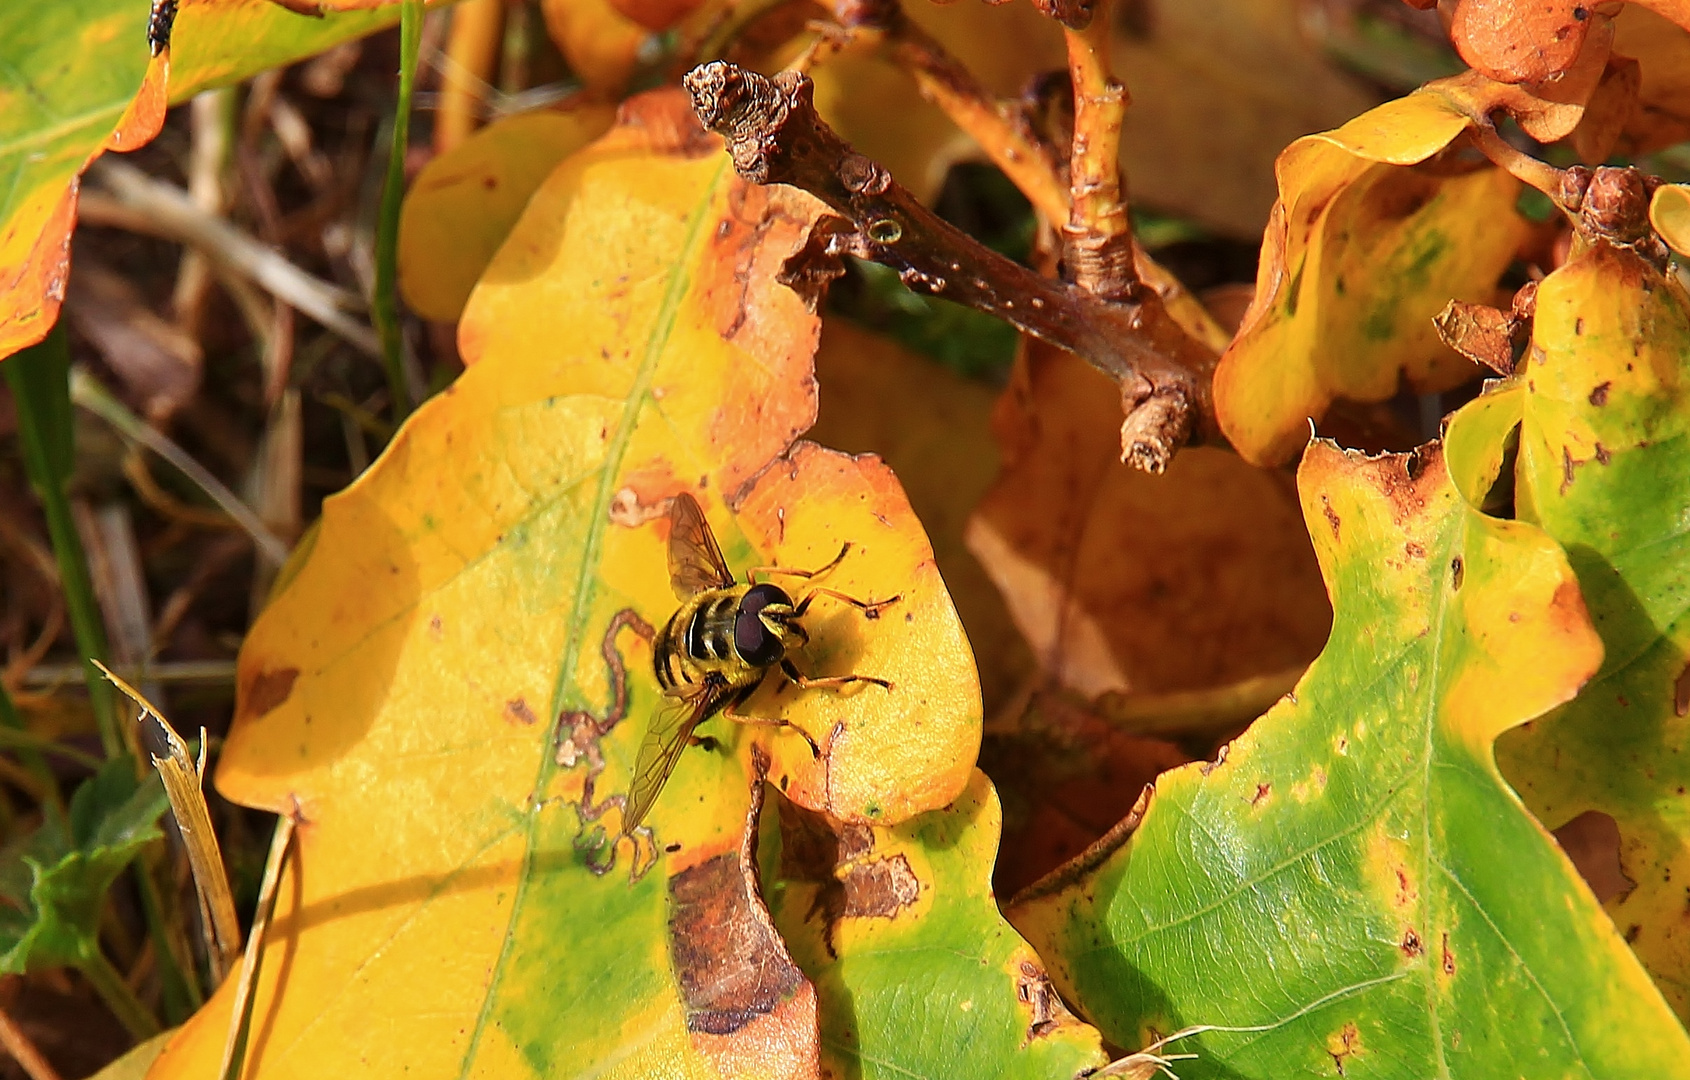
[1007,434,1690,1076]
[761,770,1105,1080]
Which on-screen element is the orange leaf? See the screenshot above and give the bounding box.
[972,340,1330,697]
[1451,0,1606,83]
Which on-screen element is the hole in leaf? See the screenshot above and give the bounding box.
[1552,810,1634,904]
[1478,422,1521,520]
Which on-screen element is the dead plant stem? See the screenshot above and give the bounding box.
[0,1000,63,1080]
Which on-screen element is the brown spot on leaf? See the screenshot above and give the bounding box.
[667,778,807,1036]
[1326,1021,1361,1075]
[1250,782,1271,807]
[1560,445,1577,494]
[504,697,537,726]
[1593,443,1611,466]
[777,801,922,955]
[1553,810,1635,904]
[1441,933,1456,976]
[1321,495,1341,539]
[1450,556,1464,591]
[1547,578,1591,637]
[1678,663,1690,717]
[1589,381,1611,406]
[241,667,299,721]
[1401,928,1423,957]
[428,614,444,639]
[1404,541,1425,560]
[1015,960,1078,1041]
[842,852,919,918]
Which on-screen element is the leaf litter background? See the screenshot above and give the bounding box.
[2,1,1690,1078]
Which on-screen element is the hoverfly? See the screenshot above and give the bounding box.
[622,493,897,833]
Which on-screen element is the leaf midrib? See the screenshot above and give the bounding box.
[454,153,729,1076]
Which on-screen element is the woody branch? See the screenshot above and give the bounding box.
[683,61,1217,473]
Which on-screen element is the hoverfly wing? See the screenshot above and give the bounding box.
[623,677,726,834]
[667,492,735,599]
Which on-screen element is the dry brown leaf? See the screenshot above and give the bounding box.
[62,260,200,423]
[967,340,1331,700]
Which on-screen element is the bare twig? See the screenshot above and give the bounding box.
[1027,0,1096,30]
[83,160,381,357]
[825,1,1068,225]
[1468,123,1566,207]
[684,61,1218,470]
[1060,0,1135,301]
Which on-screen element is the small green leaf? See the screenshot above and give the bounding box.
[0,757,168,973]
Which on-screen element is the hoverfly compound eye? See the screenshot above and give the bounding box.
[735,584,790,666]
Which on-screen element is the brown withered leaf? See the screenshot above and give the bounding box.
[1571,53,1642,162]
[63,257,200,422]
[967,340,1331,699]
[1434,298,1517,374]
[1433,27,1614,143]
[983,688,1192,897]
[1613,4,1690,152]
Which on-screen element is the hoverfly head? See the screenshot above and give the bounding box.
[736,582,799,667]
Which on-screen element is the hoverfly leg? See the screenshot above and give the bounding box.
[793,587,901,620]
[779,657,893,692]
[749,542,852,585]
[722,699,822,758]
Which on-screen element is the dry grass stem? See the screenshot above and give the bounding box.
[69,369,292,567]
[95,663,243,985]
[219,813,296,1080]
[83,160,381,357]
[20,659,237,690]
[0,1000,64,1080]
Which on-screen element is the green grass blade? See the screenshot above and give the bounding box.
[371,0,423,424]
[2,327,120,758]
